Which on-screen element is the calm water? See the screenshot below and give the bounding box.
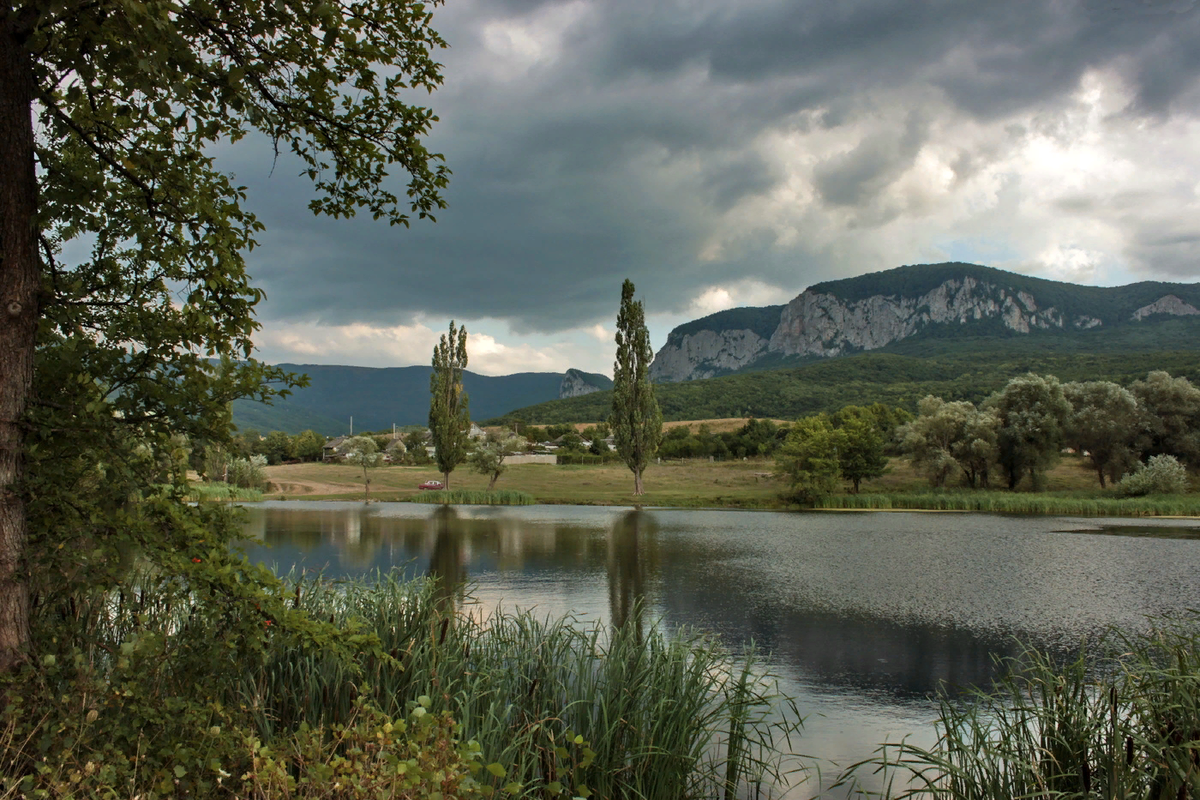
[240,502,1200,797]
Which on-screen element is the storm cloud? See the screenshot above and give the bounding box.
[224,0,1200,374]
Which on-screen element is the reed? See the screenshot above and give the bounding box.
[407,488,537,505]
[186,481,265,502]
[245,573,803,799]
[834,620,1200,799]
[816,491,1200,517]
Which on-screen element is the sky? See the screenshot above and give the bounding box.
[224,0,1200,377]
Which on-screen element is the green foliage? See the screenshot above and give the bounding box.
[610,280,663,495]
[292,429,326,463]
[776,415,843,504]
[898,397,998,489]
[342,436,383,501]
[468,430,525,489]
[1131,370,1200,467]
[238,696,487,800]
[832,414,887,493]
[429,322,471,488]
[987,373,1072,491]
[1063,380,1139,487]
[1117,455,1191,497]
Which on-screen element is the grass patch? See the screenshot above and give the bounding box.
[186,481,265,502]
[407,488,536,505]
[816,491,1200,516]
[834,618,1200,799]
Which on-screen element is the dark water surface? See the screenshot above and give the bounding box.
[240,502,1200,797]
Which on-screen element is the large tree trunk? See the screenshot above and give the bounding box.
[633,468,643,496]
[0,14,38,675]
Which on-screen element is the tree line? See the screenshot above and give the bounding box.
[777,370,1200,502]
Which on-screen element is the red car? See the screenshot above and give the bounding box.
[418,480,445,490]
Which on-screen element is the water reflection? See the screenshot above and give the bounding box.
[429,506,468,615]
[607,509,660,642]
[239,502,1200,798]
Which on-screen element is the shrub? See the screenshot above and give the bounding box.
[1116,454,1190,497]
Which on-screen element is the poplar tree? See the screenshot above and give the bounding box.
[609,280,662,496]
[429,321,470,488]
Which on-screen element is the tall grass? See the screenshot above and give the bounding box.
[834,620,1200,799]
[407,488,537,505]
[816,491,1200,517]
[187,481,265,502]
[245,573,803,799]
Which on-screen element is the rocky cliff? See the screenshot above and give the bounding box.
[650,263,1200,382]
[558,368,612,399]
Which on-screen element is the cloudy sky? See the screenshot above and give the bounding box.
[225,0,1200,377]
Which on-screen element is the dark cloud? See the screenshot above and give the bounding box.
[219,0,1200,348]
[814,113,927,207]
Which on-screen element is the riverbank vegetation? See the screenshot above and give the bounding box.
[836,618,1200,799]
[3,573,801,799]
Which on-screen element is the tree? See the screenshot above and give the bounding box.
[609,280,662,496]
[898,396,998,489]
[262,430,297,465]
[1063,381,1139,488]
[343,436,383,501]
[468,429,525,489]
[429,321,470,488]
[1,0,449,673]
[1130,371,1200,468]
[776,415,843,504]
[986,374,1071,491]
[833,414,886,493]
[293,430,326,463]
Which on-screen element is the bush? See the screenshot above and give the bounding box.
[1116,454,1190,497]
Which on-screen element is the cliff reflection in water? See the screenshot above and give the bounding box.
[239,502,1200,702]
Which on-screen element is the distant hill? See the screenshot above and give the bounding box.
[491,337,1200,425]
[650,262,1200,382]
[232,364,568,434]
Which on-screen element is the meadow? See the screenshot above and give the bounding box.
[258,449,1200,516]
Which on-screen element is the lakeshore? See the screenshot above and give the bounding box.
[247,454,1200,516]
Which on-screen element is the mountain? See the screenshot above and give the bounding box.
[232,364,570,434]
[650,263,1200,382]
[558,368,613,399]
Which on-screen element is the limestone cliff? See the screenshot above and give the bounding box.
[768,276,1070,357]
[649,263,1200,382]
[558,368,612,399]
[649,305,783,383]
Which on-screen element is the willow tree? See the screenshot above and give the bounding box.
[0,0,449,674]
[429,321,470,488]
[609,279,662,496]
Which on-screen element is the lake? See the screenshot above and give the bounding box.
[240,502,1200,797]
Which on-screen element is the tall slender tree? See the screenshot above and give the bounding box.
[609,280,662,496]
[429,321,470,488]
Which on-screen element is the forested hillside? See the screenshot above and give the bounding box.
[490,343,1200,425]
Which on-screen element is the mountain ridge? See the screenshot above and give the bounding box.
[651,262,1200,382]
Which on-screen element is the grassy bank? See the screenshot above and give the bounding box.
[835,618,1200,799]
[815,491,1200,517]
[257,455,1199,517]
[9,574,802,800]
